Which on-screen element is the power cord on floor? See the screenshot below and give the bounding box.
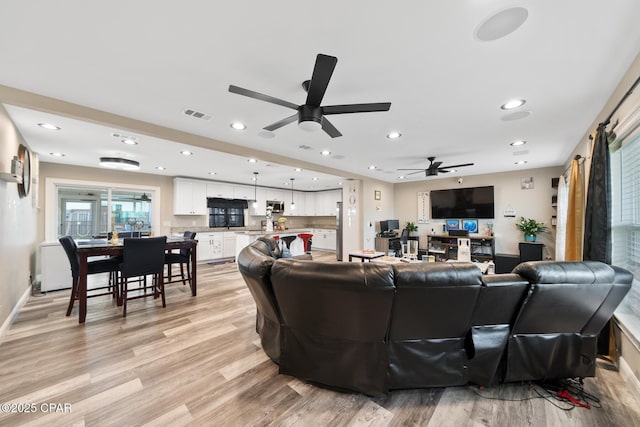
[471,378,601,411]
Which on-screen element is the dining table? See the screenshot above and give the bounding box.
[75,236,198,324]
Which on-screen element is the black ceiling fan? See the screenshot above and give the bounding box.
[398,156,474,177]
[228,54,391,138]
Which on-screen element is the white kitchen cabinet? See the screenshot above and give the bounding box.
[250,187,267,216]
[286,190,305,216]
[305,192,316,216]
[266,189,286,203]
[312,229,337,251]
[223,232,236,258]
[206,182,234,199]
[197,232,224,261]
[173,178,207,215]
[233,184,254,201]
[315,191,340,216]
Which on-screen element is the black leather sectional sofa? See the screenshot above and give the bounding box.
[237,237,633,396]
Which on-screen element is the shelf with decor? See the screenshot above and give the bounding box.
[427,234,495,262]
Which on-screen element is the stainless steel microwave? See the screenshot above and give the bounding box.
[266,200,284,213]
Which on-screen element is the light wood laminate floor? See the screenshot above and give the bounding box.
[1,251,639,426]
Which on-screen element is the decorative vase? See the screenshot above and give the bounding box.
[524,234,537,242]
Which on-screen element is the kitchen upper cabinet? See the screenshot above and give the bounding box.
[284,190,304,216]
[315,190,340,216]
[266,189,286,203]
[305,192,316,216]
[250,187,267,216]
[233,184,254,200]
[206,182,234,199]
[173,178,207,215]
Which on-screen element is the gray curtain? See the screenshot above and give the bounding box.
[583,122,611,264]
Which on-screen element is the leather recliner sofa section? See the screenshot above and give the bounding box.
[237,237,633,396]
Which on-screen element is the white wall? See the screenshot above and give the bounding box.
[393,166,562,257]
[0,104,37,334]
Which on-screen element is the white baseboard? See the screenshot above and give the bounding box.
[0,285,32,344]
[619,356,640,401]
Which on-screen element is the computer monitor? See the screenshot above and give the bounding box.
[379,220,389,234]
[387,219,400,232]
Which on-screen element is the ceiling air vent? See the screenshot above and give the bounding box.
[183,108,212,121]
[298,145,313,150]
[111,132,138,142]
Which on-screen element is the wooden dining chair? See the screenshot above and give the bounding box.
[119,236,167,317]
[164,231,196,286]
[58,235,121,316]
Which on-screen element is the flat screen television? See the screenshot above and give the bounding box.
[430,186,495,219]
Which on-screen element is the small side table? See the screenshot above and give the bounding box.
[348,251,385,262]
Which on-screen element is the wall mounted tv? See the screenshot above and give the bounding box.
[430,186,495,219]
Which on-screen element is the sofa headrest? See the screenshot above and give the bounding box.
[392,262,482,288]
[256,236,282,258]
[237,242,275,278]
[513,261,615,284]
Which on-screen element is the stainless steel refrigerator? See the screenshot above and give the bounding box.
[336,201,343,261]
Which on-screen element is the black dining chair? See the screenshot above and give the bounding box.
[119,236,167,317]
[59,235,121,317]
[164,231,196,286]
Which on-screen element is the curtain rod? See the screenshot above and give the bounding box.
[563,155,585,176]
[603,75,640,126]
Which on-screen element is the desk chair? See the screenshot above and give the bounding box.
[165,231,196,286]
[119,236,167,317]
[59,236,121,316]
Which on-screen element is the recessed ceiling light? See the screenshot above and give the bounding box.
[122,138,138,145]
[338,182,343,185]
[248,158,258,163]
[398,175,406,179]
[156,166,166,171]
[208,172,217,175]
[50,152,65,157]
[368,165,376,170]
[312,177,319,181]
[320,150,331,156]
[449,169,458,173]
[295,168,302,172]
[230,122,246,130]
[181,150,193,156]
[387,131,402,140]
[284,182,290,186]
[515,160,528,165]
[38,123,60,130]
[510,140,527,146]
[501,99,526,110]
[475,7,529,42]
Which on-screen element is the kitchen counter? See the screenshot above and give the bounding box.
[234,228,314,236]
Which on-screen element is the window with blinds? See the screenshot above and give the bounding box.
[611,131,640,339]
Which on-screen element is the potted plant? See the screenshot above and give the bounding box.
[405,221,419,236]
[515,217,549,242]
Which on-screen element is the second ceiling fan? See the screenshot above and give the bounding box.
[229,54,391,138]
[398,156,474,177]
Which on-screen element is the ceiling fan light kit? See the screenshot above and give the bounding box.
[229,53,391,138]
[99,157,140,170]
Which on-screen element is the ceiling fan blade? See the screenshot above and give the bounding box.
[263,113,298,131]
[305,54,337,107]
[438,169,451,174]
[404,170,426,176]
[428,161,443,169]
[229,85,298,110]
[322,103,391,115]
[397,168,426,171]
[321,117,342,138]
[440,163,474,169]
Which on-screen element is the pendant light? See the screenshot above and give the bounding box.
[290,178,295,210]
[252,172,258,208]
